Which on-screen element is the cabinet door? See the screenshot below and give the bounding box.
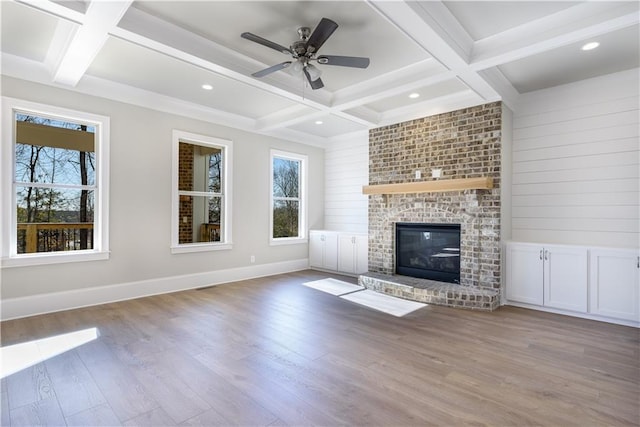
[323,232,339,270]
[309,232,324,268]
[338,235,356,273]
[544,246,588,312]
[589,249,639,321]
[355,234,368,274]
[506,244,543,305]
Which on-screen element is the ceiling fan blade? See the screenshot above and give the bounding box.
[304,68,324,90]
[252,61,292,78]
[305,18,338,54]
[241,32,292,55]
[317,55,370,68]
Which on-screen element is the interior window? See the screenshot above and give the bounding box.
[172,131,232,253]
[1,97,110,267]
[270,150,307,244]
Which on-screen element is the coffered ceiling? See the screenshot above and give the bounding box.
[1,1,638,146]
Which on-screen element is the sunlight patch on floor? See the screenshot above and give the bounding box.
[0,327,99,378]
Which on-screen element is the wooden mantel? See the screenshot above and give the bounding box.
[362,177,493,195]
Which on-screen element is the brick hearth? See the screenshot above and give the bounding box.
[362,102,503,310]
[359,272,500,311]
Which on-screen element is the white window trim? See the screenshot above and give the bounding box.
[270,149,308,246]
[171,130,233,254]
[1,97,110,268]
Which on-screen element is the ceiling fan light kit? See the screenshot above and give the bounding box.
[241,17,370,90]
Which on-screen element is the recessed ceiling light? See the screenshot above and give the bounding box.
[409,93,420,99]
[581,42,599,51]
[201,84,213,90]
[315,120,323,125]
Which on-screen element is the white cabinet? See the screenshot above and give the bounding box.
[309,230,368,275]
[544,246,588,312]
[309,231,338,271]
[589,248,639,322]
[506,244,544,305]
[338,234,368,275]
[506,243,587,312]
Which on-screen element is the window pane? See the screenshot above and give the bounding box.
[208,149,222,193]
[179,142,223,193]
[273,200,299,238]
[273,157,299,198]
[16,186,94,253]
[178,195,222,244]
[15,114,95,186]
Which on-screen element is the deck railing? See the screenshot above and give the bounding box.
[17,223,94,253]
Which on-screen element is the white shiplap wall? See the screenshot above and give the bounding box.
[323,131,369,233]
[512,68,640,248]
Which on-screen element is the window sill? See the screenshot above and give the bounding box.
[269,237,308,246]
[171,243,233,254]
[1,250,110,268]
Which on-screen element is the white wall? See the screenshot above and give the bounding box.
[323,131,369,233]
[512,68,639,248]
[0,76,324,316]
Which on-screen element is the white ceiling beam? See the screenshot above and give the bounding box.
[379,90,485,127]
[2,52,297,143]
[332,108,379,128]
[471,2,640,71]
[404,1,475,63]
[256,105,322,131]
[52,1,133,86]
[334,69,456,113]
[43,18,76,77]
[331,59,447,108]
[15,0,85,23]
[366,0,502,105]
[340,106,380,126]
[114,6,331,107]
[113,6,381,131]
[477,68,520,110]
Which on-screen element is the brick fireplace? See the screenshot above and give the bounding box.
[359,102,503,310]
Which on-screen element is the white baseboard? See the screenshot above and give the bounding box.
[504,301,640,328]
[1,259,309,321]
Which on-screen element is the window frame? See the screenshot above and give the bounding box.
[1,97,110,267]
[269,149,307,246]
[171,130,233,254]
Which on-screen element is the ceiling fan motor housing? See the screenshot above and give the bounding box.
[292,40,307,57]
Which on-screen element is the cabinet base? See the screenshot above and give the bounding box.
[505,301,640,328]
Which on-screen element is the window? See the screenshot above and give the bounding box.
[1,97,110,267]
[171,130,232,253]
[270,150,307,245]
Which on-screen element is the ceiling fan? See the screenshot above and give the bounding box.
[241,18,370,90]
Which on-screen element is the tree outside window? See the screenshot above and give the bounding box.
[1,97,110,267]
[14,114,96,253]
[271,150,307,243]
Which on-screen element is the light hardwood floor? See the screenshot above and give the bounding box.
[1,270,639,426]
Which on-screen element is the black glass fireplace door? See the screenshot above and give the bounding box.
[395,223,461,283]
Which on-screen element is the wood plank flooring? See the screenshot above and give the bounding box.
[1,270,639,426]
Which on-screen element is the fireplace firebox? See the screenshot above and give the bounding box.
[395,223,461,283]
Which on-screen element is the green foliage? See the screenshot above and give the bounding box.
[272,157,300,238]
